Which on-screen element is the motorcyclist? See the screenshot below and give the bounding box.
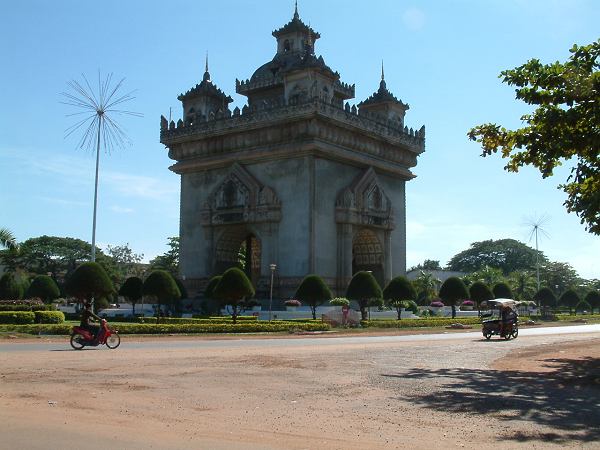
[80,302,101,339]
[499,305,516,337]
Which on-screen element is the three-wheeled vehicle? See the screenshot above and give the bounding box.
[481,298,519,340]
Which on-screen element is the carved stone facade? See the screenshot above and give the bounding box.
[161,6,425,299]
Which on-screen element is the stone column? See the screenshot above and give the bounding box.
[384,230,392,284]
[336,223,353,295]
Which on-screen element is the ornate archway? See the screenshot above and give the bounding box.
[215,227,261,285]
[352,228,384,288]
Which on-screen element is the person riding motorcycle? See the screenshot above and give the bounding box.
[499,305,516,337]
[80,302,101,339]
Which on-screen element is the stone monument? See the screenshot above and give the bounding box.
[160,5,425,300]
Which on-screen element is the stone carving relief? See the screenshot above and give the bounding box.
[201,163,281,226]
[335,167,394,229]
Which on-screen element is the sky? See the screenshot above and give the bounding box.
[1,0,598,279]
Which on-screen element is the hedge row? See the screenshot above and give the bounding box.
[0,321,331,335]
[555,314,600,321]
[0,311,65,324]
[0,311,35,324]
[0,304,55,312]
[361,317,483,328]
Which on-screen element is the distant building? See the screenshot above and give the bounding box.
[160,6,425,298]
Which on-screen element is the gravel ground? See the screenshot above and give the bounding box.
[1,332,599,449]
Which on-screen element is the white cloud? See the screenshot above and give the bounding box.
[110,205,135,213]
[402,7,426,31]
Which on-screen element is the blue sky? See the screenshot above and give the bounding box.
[1,0,598,279]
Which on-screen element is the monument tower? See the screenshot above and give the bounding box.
[160,5,425,300]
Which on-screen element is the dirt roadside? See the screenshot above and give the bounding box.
[1,332,599,449]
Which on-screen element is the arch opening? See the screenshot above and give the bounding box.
[352,228,384,288]
[215,227,261,285]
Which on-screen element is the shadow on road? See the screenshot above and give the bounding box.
[382,357,600,443]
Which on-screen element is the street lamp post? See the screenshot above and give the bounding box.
[269,264,277,321]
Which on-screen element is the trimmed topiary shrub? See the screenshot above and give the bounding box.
[65,262,115,309]
[493,282,513,299]
[346,271,383,320]
[295,274,333,319]
[534,287,556,308]
[469,282,493,309]
[439,277,469,319]
[213,268,255,324]
[143,270,181,322]
[26,275,60,303]
[575,300,591,314]
[0,273,24,300]
[585,290,600,314]
[119,276,143,315]
[383,276,417,320]
[559,289,580,315]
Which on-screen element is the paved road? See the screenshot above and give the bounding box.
[2,323,599,352]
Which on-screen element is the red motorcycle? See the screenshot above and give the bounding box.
[70,318,120,350]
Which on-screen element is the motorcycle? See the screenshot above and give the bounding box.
[70,318,121,350]
[481,298,519,340]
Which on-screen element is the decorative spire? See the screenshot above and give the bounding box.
[294,1,299,19]
[380,60,387,90]
[203,52,211,82]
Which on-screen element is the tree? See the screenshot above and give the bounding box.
[493,282,513,299]
[0,228,17,250]
[106,243,144,279]
[469,281,494,310]
[295,275,333,320]
[149,237,179,276]
[584,290,600,313]
[383,276,417,320]
[65,262,114,311]
[539,262,581,295]
[119,277,143,316]
[438,277,469,319]
[534,287,556,309]
[468,39,600,234]
[213,268,255,324]
[26,275,60,303]
[447,239,545,275]
[346,271,382,320]
[408,259,442,272]
[412,270,440,305]
[143,270,181,322]
[463,266,506,287]
[507,271,538,301]
[0,273,24,299]
[559,289,580,315]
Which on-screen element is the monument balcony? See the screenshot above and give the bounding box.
[236,77,283,95]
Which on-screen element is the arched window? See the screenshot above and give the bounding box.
[283,39,290,52]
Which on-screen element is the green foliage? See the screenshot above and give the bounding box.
[383,276,417,319]
[295,275,333,319]
[0,273,24,299]
[559,289,580,313]
[204,276,222,299]
[575,300,592,313]
[346,271,383,320]
[447,239,544,274]
[65,262,114,302]
[493,282,513,299]
[213,268,255,324]
[0,321,330,335]
[26,275,60,303]
[0,311,35,324]
[463,266,506,287]
[468,40,600,234]
[329,297,350,307]
[149,237,179,275]
[412,270,440,305]
[119,276,143,315]
[507,271,538,301]
[534,287,557,307]
[106,243,144,275]
[174,277,188,299]
[584,290,600,313]
[143,270,181,318]
[34,310,65,324]
[408,259,442,272]
[539,262,581,295]
[362,317,482,329]
[0,228,17,249]
[439,277,469,318]
[469,281,494,306]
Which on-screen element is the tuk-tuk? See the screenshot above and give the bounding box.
[480,298,520,340]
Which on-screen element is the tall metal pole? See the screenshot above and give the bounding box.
[91,114,103,263]
[535,227,540,292]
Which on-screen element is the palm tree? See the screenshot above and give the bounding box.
[413,270,440,305]
[0,228,17,250]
